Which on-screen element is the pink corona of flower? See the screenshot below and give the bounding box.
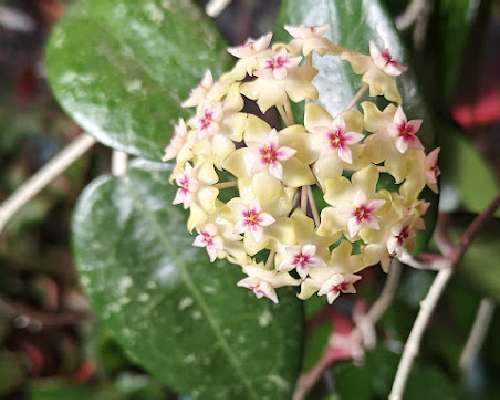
[324,116,364,163]
[388,106,423,153]
[194,103,221,137]
[347,191,385,237]
[237,278,279,303]
[234,201,275,242]
[369,41,407,77]
[247,129,296,180]
[173,164,199,208]
[278,244,326,278]
[193,224,223,262]
[387,225,410,256]
[318,273,361,304]
[258,49,301,80]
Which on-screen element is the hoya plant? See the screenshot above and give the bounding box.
[22,0,497,399]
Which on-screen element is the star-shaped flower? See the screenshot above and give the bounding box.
[368,41,407,77]
[318,273,361,304]
[193,223,224,261]
[246,129,296,180]
[341,41,407,103]
[318,165,386,239]
[181,69,213,108]
[237,263,300,303]
[277,244,326,278]
[388,106,423,154]
[240,48,318,112]
[163,119,189,162]
[233,200,275,242]
[285,24,341,56]
[173,163,199,208]
[228,32,273,59]
[257,48,302,80]
[347,191,386,237]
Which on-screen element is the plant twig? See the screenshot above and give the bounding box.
[459,298,496,373]
[0,134,96,235]
[0,298,89,328]
[397,249,447,270]
[389,266,452,400]
[449,195,500,266]
[356,259,402,349]
[389,194,500,400]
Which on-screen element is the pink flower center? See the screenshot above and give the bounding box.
[259,143,280,165]
[199,230,214,247]
[292,252,312,269]
[242,208,261,227]
[353,204,373,224]
[198,110,214,131]
[397,122,416,142]
[330,282,348,293]
[394,226,409,246]
[381,49,397,66]
[327,128,346,150]
[265,56,288,71]
[178,175,191,194]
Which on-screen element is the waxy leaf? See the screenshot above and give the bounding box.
[73,162,303,400]
[46,0,231,159]
[277,0,438,250]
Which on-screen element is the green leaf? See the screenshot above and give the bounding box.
[73,162,303,400]
[439,127,499,216]
[46,0,231,159]
[277,0,438,250]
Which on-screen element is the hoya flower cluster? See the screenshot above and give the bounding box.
[163,26,439,304]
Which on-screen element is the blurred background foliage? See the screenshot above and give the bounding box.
[0,0,499,399]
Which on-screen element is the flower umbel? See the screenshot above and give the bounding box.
[165,26,438,304]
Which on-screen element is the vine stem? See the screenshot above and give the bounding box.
[459,298,496,373]
[389,194,500,400]
[0,134,96,235]
[388,266,452,400]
